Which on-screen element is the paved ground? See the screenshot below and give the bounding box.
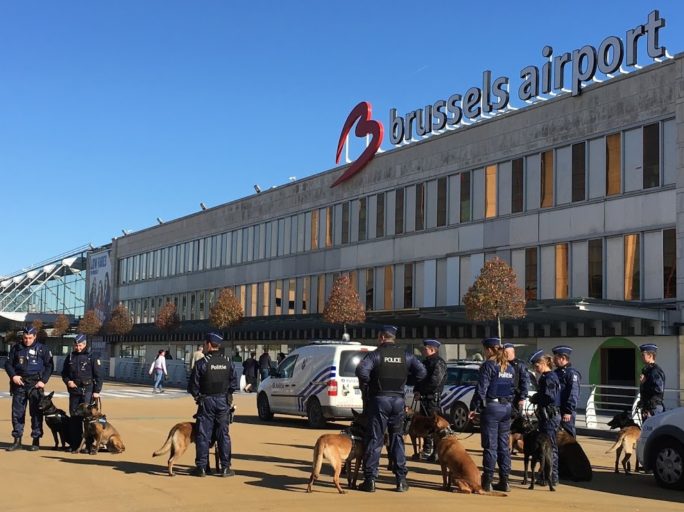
[0,382,681,512]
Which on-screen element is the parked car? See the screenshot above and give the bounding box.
[636,406,684,490]
[256,340,375,428]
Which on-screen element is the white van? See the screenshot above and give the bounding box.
[256,341,376,427]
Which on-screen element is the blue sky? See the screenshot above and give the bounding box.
[1,1,683,276]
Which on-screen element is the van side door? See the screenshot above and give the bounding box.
[269,354,298,413]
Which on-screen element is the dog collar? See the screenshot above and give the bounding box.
[436,426,456,439]
[43,412,63,417]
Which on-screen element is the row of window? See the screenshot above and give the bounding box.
[118,119,674,286]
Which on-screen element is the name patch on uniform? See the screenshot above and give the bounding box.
[29,349,36,355]
[210,364,227,370]
[384,357,402,363]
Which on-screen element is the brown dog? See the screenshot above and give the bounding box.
[606,411,641,474]
[557,429,592,481]
[152,421,226,476]
[306,410,366,494]
[412,413,506,496]
[76,402,125,455]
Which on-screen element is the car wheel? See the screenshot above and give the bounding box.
[450,403,472,432]
[257,393,274,421]
[307,398,327,428]
[653,440,684,490]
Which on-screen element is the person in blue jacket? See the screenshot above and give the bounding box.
[552,345,581,437]
[638,343,666,421]
[528,349,561,485]
[468,337,516,492]
[356,325,426,493]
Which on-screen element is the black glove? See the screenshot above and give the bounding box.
[226,393,234,407]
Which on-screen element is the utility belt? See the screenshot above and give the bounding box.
[372,390,405,398]
[486,397,510,405]
[538,404,560,421]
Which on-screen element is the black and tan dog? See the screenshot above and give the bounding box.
[606,410,641,474]
[512,416,555,492]
[557,428,592,481]
[36,391,71,450]
[306,409,367,494]
[75,402,125,454]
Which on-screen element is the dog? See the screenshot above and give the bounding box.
[36,391,71,450]
[306,409,367,494]
[75,402,125,454]
[509,414,533,455]
[606,411,641,474]
[412,413,506,496]
[557,428,592,481]
[513,417,554,492]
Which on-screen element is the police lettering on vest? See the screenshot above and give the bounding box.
[375,346,408,396]
[199,353,232,395]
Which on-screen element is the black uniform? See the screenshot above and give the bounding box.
[414,353,447,456]
[639,362,666,419]
[61,349,102,447]
[4,340,53,441]
[509,357,530,415]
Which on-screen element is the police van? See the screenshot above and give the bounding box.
[256,341,376,428]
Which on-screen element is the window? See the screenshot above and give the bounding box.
[140,253,147,280]
[249,284,257,316]
[606,133,621,196]
[485,165,497,218]
[525,247,538,300]
[341,202,350,244]
[311,209,319,250]
[261,281,270,315]
[365,268,374,311]
[317,275,325,313]
[278,355,298,379]
[572,142,586,202]
[437,177,447,227]
[199,290,206,320]
[540,150,553,208]
[358,197,367,241]
[302,276,309,313]
[663,228,676,299]
[511,158,524,213]
[288,279,296,314]
[395,188,404,234]
[404,263,413,308]
[555,243,569,299]
[460,172,471,222]
[415,183,425,231]
[376,193,385,237]
[643,123,660,189]
[384,266,393,309]
[624,234,640,300]
[325,207,333,248]
[275,280,282,314]
[238,285,246,313]
[588,239,603,299]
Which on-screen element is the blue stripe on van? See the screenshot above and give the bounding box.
[440,385,475,411]
[297,366,336,412]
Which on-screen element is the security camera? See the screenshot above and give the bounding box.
[200,202,207,210]
[254,184,262,193]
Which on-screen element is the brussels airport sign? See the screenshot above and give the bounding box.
[332,10,667,187]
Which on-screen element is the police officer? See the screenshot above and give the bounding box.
[4,327,54,451]
[188,332,238,477]
[356,325,426,493]
[413,338,447,461]
[503,343,529,416]
[638,343,666,421]
[528,350,561,486]
[468,337,516,492]
[552,345,581,437]
[61,333,102,452]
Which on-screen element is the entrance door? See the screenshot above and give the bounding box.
[600,347,637,409]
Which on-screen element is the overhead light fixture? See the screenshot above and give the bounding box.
[121,229,131,236]
[200,202,207,210]
[254,184,262,193]
[157,217,164,225]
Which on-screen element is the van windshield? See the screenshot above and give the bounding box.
[339,350,370,377]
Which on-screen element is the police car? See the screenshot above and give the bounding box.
[636,406,684,490]
[409,360,538,431]
[256,341,376,428]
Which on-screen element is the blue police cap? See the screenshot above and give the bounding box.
[423,339,441,348]
[502,342,515,349]
[481,337,501,348]
[381,325,398,336]
[205,332,224,344]
[529,349,545,364]
[25,327,38,335]
[552,345,573,356]
[639,343,658,353]
[75,334,87,344]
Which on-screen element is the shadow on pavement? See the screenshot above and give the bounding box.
[41,454,173,476]
[559,470,683,503]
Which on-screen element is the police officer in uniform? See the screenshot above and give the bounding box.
[413,338,447,461]
[638,343,666,421]
[4,327,54,451]
[468,337,516,492]
[356,325,426,492]
[552,345,580,437]
[528,350,561,485]
[503,342,529,417]
[61,333,102,452]
[188,332,238,477]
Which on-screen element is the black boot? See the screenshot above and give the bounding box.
[481,473,493,492]
[220,467,235,477]
[358,479,375,492]
[6,438,21,452]
[493,476,510,492]
[191,467,206,477]
[396,478,409,492]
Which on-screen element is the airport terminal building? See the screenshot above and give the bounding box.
[94,19,683,394]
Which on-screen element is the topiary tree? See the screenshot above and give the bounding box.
[323,273,366,335]
[52,314,70,337]
[155,301,180,333]
[209,288,244,332]
[105,303,133,336]
[463,256,526,338]
[78,309,103,336]
[32,319,48,340]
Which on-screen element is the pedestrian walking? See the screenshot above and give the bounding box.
[149,349,168,393]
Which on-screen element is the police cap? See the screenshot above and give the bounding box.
[481,337,501,348]
[381,325,398,336]
[552,345,573,356]
[205,332,224,344]
[423,339,441,348]
[25,327,38,335]
[75,334,87,344]
[639,343,658,353]
[502,342,515,349]
[529,349,545,364]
